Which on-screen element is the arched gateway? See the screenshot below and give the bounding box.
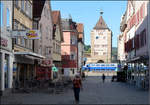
[97,60,104,63]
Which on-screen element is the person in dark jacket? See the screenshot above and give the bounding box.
[73,74,82,104]
[102,74,106,83]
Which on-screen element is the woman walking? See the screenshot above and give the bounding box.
[73,74,82,104]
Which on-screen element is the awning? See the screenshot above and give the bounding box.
[14,52,45,59]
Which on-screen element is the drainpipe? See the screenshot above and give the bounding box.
[12,0,14,50]
[147,1,150,104]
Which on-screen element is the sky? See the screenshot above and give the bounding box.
[51,1,127,47]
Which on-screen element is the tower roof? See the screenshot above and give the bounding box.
[93,16,109,30]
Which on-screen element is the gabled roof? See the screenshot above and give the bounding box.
[77,23,84,40]
[94,16,109,30]
[52,11,60,24]
[52,11,64,42]
[33,0,46,18]
[77,23,84,33]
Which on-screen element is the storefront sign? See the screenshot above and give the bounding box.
[41,60,51,66]
[26,30,39,39]
[12,30,40,39]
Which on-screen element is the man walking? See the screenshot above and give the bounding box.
[102,74,106,83]
[73,74,82,104]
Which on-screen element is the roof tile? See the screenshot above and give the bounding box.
[52,11,60,24]
[94,16,109,30]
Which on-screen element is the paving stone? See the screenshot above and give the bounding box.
[1,76,149,104]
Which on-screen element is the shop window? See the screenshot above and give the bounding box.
[6,8,10,27]
[0,2,3,27]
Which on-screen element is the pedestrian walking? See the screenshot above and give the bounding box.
[73,74,82,104]
[82,72,85,80]
[102,74,106,83]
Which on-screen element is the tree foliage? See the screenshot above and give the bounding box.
[84,45,91,53]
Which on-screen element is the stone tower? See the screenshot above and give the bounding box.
[90,11,112,63]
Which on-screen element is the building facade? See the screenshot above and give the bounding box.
[61,18,78,77]
[77,23,84,72]
[117,34,126,62]
[52,11,64,78]
[91,13,112,63]
[148,1,150,92]
[0,1,13,96]
[121,1,149,89]
[33,0,53,80]
[12,0,44,88]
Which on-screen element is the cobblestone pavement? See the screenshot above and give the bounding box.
[1,76,149,104]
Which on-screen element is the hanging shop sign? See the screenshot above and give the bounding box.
[1,37,8,47]
[11,30,41,39]
[26,30,40,39]
[52,66,58,72]
[0,36,12,51]
[40,59,52,67]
